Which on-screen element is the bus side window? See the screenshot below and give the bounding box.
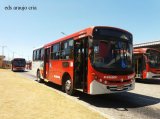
[33,50,36,61]
[51,44,60,60]
[69,39,74,59]
[38,49,41,60]
[61,39,73,60]
[51,46,54,59]
[36,50,39,60]
[41,48,44,60]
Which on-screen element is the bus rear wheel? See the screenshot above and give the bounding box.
[37,70,43,83]
[64,77,74,95]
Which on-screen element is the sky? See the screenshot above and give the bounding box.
[0,0,160,60]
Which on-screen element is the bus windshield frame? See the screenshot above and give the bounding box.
[146,49,160,68]
[90,27,134,75]
[12,58,26,67]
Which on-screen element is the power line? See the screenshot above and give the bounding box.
[61,32,67,36]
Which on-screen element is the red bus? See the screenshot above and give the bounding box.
[32,26,135,95]
[134,48,160,80]
[11,58,26,71]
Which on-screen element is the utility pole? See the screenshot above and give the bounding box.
[0,45,7,56]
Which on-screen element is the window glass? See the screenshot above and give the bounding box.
[69,40,73,46]
[61,39,73,60]
[33,48,44,61]
[64,42,68,49]
[147,49,160,68]
[38,49,41,60]
[91,39,133,71]
[33,51,36,61]
[36,50,39,60]
[53,44,60,53]
[51,44,60,60]
[40,48,44,60]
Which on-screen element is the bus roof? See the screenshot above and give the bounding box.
[44,27,93,48]
[12,58,26,61]
[33,45,44,51]
[133,48,160,54]
[12,58,25,60]
[44,26,132,48]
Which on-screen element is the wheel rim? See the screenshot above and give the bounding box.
[65,80,71,91]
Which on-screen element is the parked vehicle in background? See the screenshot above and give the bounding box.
[11,58,26,71]
[26,61,32,70]
[32,26,135,95]
[134,48,160,80]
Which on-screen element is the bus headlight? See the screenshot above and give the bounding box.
[131,78,135,83]
[99,79,102,82]
[92,73,98,80]
[104,80,107,84]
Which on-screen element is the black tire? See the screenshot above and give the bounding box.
[37,70,43,83]
[64,76,74,95]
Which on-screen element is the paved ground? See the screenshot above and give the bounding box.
[22,70,160,119]
[0,69,106,119]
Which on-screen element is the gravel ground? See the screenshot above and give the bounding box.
[0,69,107,119]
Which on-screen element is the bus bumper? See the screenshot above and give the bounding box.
[89,79,135,95]
[146,72,160,80]
[13,67,25,71]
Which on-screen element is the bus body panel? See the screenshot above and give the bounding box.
[87,58,135,94]
[44,26,132,48]
[89,79,135,95]
[32,61,43,76]
[11,58,26,72]
[12,67,25,71]
[146,72,160,79]
[134,48,160,80]
[48,61,62,85]
[33,26,135,95]
[47,60,74,85]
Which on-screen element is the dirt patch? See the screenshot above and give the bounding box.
[0,69,107,119]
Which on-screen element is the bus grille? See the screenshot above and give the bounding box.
[106,84,132,91]
[107,79,131,84]
[152,76,160,78]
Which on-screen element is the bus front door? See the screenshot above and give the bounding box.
[74,39,88,92]
[135,55,145,79]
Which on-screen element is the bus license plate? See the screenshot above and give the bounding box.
[117,85,124,90]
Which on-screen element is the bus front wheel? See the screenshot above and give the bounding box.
[64,77,74,95]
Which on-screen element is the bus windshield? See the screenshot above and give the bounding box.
[90,38,133,74]
[12,59,26,67]
[147,50,160,68]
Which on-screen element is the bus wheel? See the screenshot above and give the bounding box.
[37,71,43,83]
[65,77,74,95]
